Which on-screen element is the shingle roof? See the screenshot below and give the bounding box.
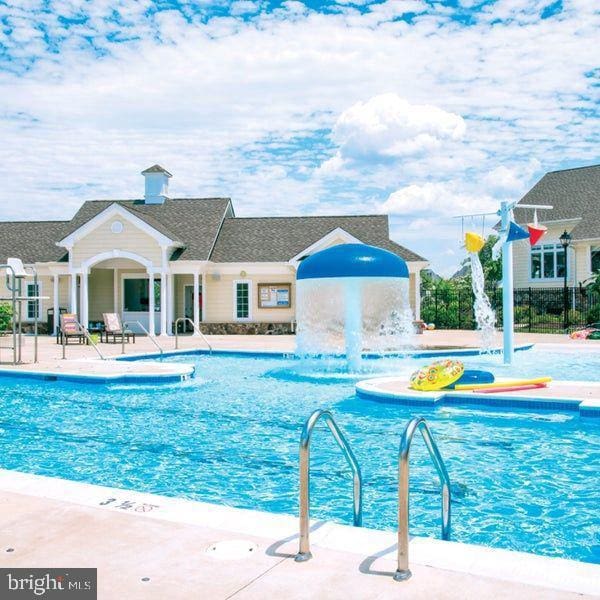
[513,164,600,241]
[0,199,426,265]
[209,215,427,262]
[64,198,232,260]
[0,221,69,264]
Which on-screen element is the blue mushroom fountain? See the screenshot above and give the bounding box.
[296,244,413,371]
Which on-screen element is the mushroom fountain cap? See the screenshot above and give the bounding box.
[297,243,409,281]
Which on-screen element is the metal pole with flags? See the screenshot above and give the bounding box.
[500,201,515,365]
[455,201,552,365]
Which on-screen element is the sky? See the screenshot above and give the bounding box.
[0,0,598,276]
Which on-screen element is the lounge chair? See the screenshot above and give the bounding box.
[57,313,86,345]
[101,313,135,344]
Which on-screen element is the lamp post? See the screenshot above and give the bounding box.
[559,230,572,331]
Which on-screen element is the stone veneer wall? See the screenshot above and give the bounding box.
[199,322,295,335]
[13,322,295,335]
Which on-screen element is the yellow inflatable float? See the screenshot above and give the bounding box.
[409,360,464,391]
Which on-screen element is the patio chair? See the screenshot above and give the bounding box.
[101,313,135,344]
[57,313,86,345]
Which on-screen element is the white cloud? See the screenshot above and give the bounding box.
[482,159,542,194]
[328,94,466,163]
[229,0,261,16]
[0,0,598,277]
[382,182,496,217]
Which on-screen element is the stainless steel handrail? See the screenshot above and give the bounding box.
[295,409,362,563]
[1,264,18,365]
[395,417,451,582]
[123,320,164,359]
[174,317,212,353]
[67,318,106,361]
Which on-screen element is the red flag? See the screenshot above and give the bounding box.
[527,224,547,246]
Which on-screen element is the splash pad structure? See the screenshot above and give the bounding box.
[295,244,414,371]
[456,200,553,364]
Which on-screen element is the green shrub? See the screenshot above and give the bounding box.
[588,303,600,324]
[0,303,12,332]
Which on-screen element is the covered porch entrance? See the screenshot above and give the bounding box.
[80,257,167,335]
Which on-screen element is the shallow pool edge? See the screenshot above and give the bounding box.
[356,377,600,417]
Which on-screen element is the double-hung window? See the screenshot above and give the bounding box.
[530,243,567,280]
[27,282,41,320]
[234,281,250,320]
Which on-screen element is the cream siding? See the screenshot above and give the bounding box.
[204,274,296,323]
[513,224,580,288]
[0,274,69,328]
[512,218,600,288]
[408,273,416,312]
[70,218,163,267]
[88,268,115,322]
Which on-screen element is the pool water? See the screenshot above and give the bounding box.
[0,349,599,564]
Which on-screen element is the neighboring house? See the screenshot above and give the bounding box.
[512,164,600,289]
[0,165,428,334]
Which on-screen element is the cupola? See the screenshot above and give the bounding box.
[142,164,172,204]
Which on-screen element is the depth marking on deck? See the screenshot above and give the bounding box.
[98,496,160,513]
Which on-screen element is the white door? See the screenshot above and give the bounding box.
[183,284,202,331]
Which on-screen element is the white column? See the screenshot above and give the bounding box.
[413,270,421,321]
[113,269,119,313]
[193,272,200,335]
[147,271,155,336]
[53,274,60,335]
[70,273,78,314]
[201,272,206,323]
[159,272,167,336]
[168,273,175,335]
[81,270,89,328]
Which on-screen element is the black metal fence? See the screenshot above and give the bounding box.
[421,286,600,333]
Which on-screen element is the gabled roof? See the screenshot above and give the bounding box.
[513,164,600,241]
[65,198,232,260]
[209,215,426,263]
[0,221,69,264]
[141,164,172,176]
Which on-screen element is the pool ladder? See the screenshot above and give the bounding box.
[295,411,451,582]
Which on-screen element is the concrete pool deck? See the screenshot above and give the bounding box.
[1,470,598,600]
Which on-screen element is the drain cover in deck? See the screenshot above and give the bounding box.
[205,540,258,560]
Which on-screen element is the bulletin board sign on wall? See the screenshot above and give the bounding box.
[258,283,292,309]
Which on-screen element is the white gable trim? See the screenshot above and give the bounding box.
[288,227,363,268]
[57,203,180,250]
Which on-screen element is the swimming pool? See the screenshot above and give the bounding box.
[0,349,599,564]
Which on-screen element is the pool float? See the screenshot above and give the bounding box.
[478,383,547,394]
[446,369,495,389]
[570,329,593,340]
[454,376,552,391]
[409,360,464,391]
